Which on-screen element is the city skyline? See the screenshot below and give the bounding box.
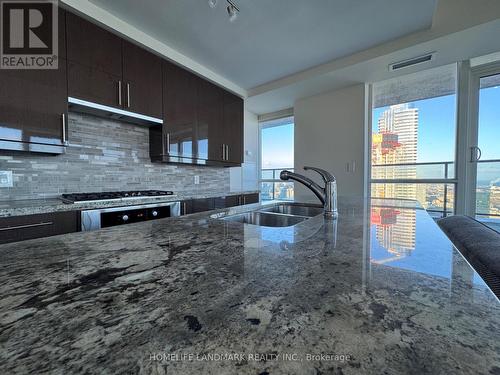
[373,86,500,185]
[261,87,499,180]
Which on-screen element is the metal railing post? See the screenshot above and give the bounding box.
[443,162,448,217]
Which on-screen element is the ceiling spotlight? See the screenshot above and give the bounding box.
[208,0,217,9]
[226,0,239,22]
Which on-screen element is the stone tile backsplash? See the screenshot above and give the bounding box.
[0,113,230,200]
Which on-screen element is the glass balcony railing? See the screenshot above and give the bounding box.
[371,161,456,219]
[262,162,499,221]
[371,161,455,180]
[260,168,294,201]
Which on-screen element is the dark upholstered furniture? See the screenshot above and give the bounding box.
[438,215,500,297]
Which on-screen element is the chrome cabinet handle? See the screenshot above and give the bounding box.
[118,80,122,106]
[243,195,246,205]
[221,144,225,160]
[166,133,170,154]
[126,83,131,108]
[0,221,53,231]
[226,145,229,161]
[183,202,187,214]
[62,113,67,144]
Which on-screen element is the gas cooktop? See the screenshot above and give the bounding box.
[61,190,174,203]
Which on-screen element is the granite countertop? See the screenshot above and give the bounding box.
[0,190,260,218]
[0,197,499,374]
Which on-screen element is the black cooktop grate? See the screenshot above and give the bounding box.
[61,190,174,203]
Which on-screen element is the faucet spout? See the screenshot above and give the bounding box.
[280,167,338,219]
[280,170,325,205]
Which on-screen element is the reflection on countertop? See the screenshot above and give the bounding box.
[0,196,498,375]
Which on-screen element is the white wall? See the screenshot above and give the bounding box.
[229,109,259,192]
[293,83,369,202]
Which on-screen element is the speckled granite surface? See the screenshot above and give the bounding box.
[0,190,259,218]
[0,197,499,375]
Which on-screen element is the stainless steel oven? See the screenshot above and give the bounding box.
[81,201,181,231]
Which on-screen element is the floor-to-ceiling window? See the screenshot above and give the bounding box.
[370,64,458,218]
[259,116,294,201]
[469,66,500,231]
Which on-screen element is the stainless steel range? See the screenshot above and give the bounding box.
[62,190,181,231]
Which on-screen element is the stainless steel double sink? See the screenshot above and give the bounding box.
[220,202,323,227]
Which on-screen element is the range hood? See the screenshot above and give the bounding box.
[68,97,163,127]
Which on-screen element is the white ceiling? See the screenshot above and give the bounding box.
[89,0,436,90]
[245,18,500,114]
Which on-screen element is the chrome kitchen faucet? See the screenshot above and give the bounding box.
[280,166,338,219]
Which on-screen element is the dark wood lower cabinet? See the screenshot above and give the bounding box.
[181,198,215,215]
[225,195,241,208]
[181,193,259,215]
[242,193,259,205]
[0,211,80,245]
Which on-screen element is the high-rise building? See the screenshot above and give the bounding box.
[372,208,416,256]
[372,104,419,200]
[489,183,500,217]
[371,104,418,257]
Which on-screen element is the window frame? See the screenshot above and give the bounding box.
[369,64,459,217]
[258,115,295,201]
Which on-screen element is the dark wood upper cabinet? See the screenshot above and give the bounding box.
[66,13,122,109]
[66,13,163,118]
[0,6,68,154]
[67,62,122,108]
[0,62,68,151]
[222,92,244,164]
[122,41,162,118]
[58,8,67,60]
[199,82,244,166]
[150,62,244,166]
[0,8,244,162]
[198,79,224,161]
[163,61,198,160]
[66,12,122,75]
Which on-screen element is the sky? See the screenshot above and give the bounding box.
[372,95,457,163]
[261,122,294,169]
[261,86,499,182]
[372,86,500,183]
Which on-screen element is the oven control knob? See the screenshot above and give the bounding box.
[152,210,158,217]
[122,214,129,222]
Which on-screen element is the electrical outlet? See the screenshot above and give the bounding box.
[194,175,200,185]
[0,171,13,188]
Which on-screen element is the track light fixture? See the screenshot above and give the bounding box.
[208,0,240,22]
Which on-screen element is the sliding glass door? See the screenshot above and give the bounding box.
[370,64,458,218]
[470,68,500,227]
